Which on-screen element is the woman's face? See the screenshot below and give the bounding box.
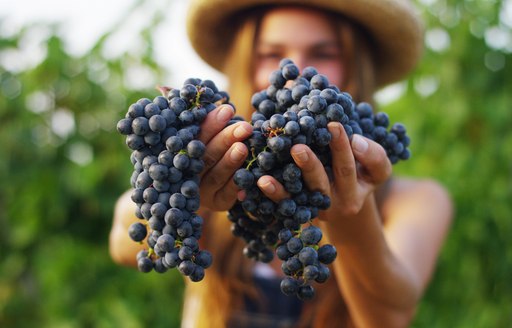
[253,7,344,91]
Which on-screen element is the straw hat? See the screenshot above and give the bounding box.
[186,0,424,88]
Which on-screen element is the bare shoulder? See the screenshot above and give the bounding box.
[386,177,452,208]
[380,177,454,290]
[110,189,142,266]
[113,189,138,228]
[381,177,454,227]
[115,189,134,212]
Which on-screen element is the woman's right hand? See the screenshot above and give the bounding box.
[197,104,253,211]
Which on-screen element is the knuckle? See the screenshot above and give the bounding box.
[215,186,237,207]
[336,165,356,179]
[271,189,290,203]
[374,145,388,163]
[298,153,320,174]
[320,185,331,196]
[341,201,362,217]
[299,162,315,174]
[373,146,392,182]
[201,172,224,190]
[222,133,235,148]
[383,162,392,179]
[202,153,217,172]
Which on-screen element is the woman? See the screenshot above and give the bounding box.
[110,0,453,327]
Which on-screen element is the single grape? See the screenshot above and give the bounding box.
[128,222,147,242]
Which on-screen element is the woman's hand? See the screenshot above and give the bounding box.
[197,104,253,211]
[256,121,392,221]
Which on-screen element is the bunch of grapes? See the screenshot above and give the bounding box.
[227,58,411,300]
[115,57,411,298]
[116,79,231,281]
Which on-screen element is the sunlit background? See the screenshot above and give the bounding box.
[2,0,511,102]
[0,0,511,327]
[0,0,225,86]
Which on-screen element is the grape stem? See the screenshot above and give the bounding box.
[245,147,258,170]
[263,126,284,138]
[191,86,208,109]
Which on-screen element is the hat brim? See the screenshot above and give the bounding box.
[186,0,424,88]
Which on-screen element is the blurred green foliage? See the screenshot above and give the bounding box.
[0,0,510,327]
[0,3,184,327]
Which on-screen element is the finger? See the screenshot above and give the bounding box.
[327,122,358,193]
[201,142,248,193]
[201,121,253,174]
[257,175,290,202]
[351,134,392,184]
[212,178,242,210]
[290,144,330,195]
[200,142,249,209]
[237,189,246,201]
[197,104,236,144]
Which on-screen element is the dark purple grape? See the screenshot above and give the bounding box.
[195,250,213,268]
[178,260,196,276]
[186,139,206,158]
[181,180,199,198]
[144,102,161,118]
[280,277,299,296]
[150,202,167,219]
[128,222,147,242]
[303,265,319,281]
[269,70,286,88]
[164,250,180,268]
[117,118,133,135]
[282,63,300,80]
[315,264,331,283]
[298,246,318,266]
[300,225,322,245]
[302,66,318,80]
[297,285,315,301]
[156,234,175,252]
[128,103,144,118]
[310,74,329,90]
[149,115,167,132]
[318,244,337,264]
[173,153,190,170]
[287,237,303,254]
[132,117,150,136]
[256,151,276,171]
[137,257,153,273]
[164,208,184,227]
[233,169,255,189]
[170,97,187,114]
[189,266,205,282]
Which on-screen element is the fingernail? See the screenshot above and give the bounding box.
[234,123,250,139]
[292,149,309,164]
[230,144,246,162]
[237,190,246,201]
[216,105,233,122]
[352,135,368,153]
[259,179,276,194]
[329,123,341,139]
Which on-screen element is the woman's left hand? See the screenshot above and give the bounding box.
[256,121,392,221]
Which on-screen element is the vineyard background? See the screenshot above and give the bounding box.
[0,0,511,327]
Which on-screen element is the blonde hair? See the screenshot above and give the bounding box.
[188,6,378,328]
[185,212,256,327]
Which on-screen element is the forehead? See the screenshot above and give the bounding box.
[257,6,339,44]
